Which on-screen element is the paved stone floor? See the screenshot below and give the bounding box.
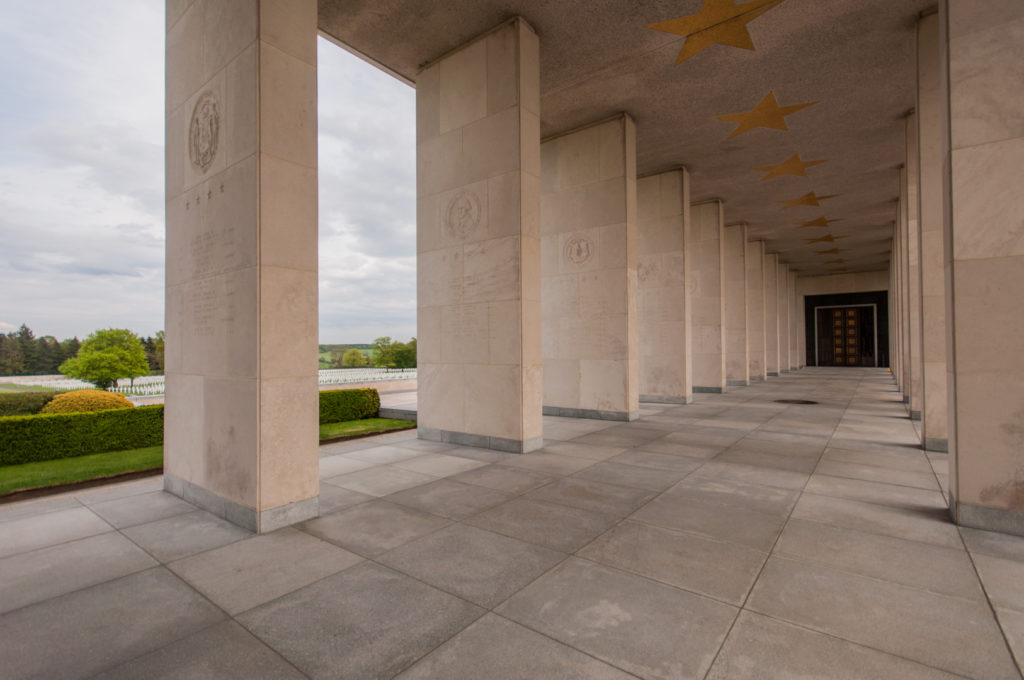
[2,368,1022,679]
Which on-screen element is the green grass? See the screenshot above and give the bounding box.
[0,446,163,495]
[319,417,415,440]
[0,383,56,393]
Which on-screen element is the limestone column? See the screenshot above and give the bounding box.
[638,168,692,404]
[898,205,912,399]
[746,240,767,380]
[164,0,320,531]
[541,114,638,420]
[765,254,780,376]
[690,200,726,392]
[723,224,749,386]
[789,270,800,369]
[905,122,925,423]
[778,264,791,373]
[417,18,543,451]
[917,12,950,452]
[943,0,1024,534]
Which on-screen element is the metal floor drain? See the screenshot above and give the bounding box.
[774,399,819,405]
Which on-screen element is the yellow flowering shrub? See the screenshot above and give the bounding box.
[40,390,133,414]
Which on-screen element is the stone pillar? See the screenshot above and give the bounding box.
[746,240,767,380]
[417,18,543,451]
[943,0,1024,534]
[898,199,912,400]
[777,264,791,373]
[905,119,925,424]
[541,114,639,420]
[723,224,749,386]
[917,13,950,453]
[638,168,692,404]
[789,270,800,369]
[765,254,780,377]
[164,0,320,532]
[690,200,726,392]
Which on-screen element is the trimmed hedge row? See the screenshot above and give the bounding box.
[319,388,380,425]
[0,405,164,466]
[0,392,57,417]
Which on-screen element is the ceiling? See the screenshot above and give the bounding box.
[318,0,934,276]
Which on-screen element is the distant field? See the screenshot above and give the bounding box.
[0,383,56,393]
[318,344,373,368]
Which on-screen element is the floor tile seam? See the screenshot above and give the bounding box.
[0,510,119,561]
[729,608,979,680]
[0,495,89,523]
[101,504,199,532]
[298,501,458,555]
[797,485,953,520]
[805,467,942,492]
[124,517,253,568]
[956,527,1024,678]
[611,513,777,556]
[817,456,937,476]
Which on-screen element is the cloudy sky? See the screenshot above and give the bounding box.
[0,2,416,344]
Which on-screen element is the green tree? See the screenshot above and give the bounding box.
[393,337,417,368]
[59,328,150,389]
[371,336,396,368]
[16,324,38,374]
[0,334,25,375]
[341,348,366,367]
[152,330,165,373]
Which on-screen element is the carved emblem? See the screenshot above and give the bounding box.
[189,91,220,174]
[445,190,481,239]
[564,237,593,265]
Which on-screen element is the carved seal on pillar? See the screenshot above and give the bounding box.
[445,190,481,239]
[564,236,594,265]
[189,91,220,174]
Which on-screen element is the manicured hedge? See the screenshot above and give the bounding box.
[0,392,57,417]
[0,405,164,466]
[319,388,380,425]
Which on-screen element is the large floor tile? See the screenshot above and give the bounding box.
[326,465,438,496]
[973,552,1024,613]
[775,518,984,601]
[315,483,375,514]
[385,478,513,520]
[961,526,1024,561]
[995,607,1024,670]
[121,509,251,563]
[497,557,737,680]
[465,497,618,553]
[716,446,820,473]
[298,499,449,557]
[815,459,940,490]
[0,567,224,680]
[499,451,598,476]
[791,493,962,549]
[524,477,656,517]
[0,495,82,523]
[747,556,1019,680]
[823,446,935,472]
[609,449,707,473]
[392,453,489,477]
[344,445,429,464]
[379,523,564,608]
[0,506,111,558]
[0,532,156,614]
[447,464,553,494]
[578,520,767,605]
[87,491,197,529]
[396,613,635,679]
[238,562,483,680]
[317,453,375,478]
[571,460,691,491]
[93,620,305,679]
[805,473,948,510]
[169,527,362,615]
[691,460,810,490]
[707,611,964,680]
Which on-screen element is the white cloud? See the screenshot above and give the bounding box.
[0,3,417,345]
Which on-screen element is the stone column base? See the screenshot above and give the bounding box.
[164,474,318,533]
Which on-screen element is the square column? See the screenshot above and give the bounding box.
[788,271,799,369]
[917,13,950,452]
[723,224,749,386]
[746,240,767,380]
[690,200,727,392]
[638,169,692,404]
[541,114,639,420]
[164,0,320,532]
[943,0,1024,534]
[904,123,926,423]
[416,18,543,452]
[764,254,781,376]
[778,264,791,372]
[898,201,912,400]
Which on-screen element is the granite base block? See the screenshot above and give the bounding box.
[417,427,544,454]
[542,406,639,421]
[164,473,319,533]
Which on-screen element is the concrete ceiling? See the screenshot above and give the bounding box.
[319,0,934,276]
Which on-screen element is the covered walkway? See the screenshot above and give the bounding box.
[1,369,1021,679]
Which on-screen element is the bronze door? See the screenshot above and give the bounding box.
[816,306,876,366]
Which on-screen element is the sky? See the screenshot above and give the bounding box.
[0,1,416,345]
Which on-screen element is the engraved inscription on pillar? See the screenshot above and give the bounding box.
[564,237,594,265]
[189,91,220,174]
[445,190,481,239]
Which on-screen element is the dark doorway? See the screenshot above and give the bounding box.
[804,290,889,368]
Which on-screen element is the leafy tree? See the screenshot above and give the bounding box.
[153,330,165,373]
[341,348,366,367]
[59,328,150,389]
[0,335,25,375]
[393,337,417,368]
[16,324,38,373]
[371,337,396,368]
[36,336,64,373]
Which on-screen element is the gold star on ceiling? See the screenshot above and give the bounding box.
[816,248,844,255]
[755,154,830,181]
[804,234,848,244]
[647,0,787,64]
[796,216,844,229]
[715,92,818,138]
[777,191,838,210]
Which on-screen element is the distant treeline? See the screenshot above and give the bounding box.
[0,324,164,377]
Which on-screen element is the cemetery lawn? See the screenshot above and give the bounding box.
[320,418,416,440]
[0,383,56,393]
[0,446,163,495]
